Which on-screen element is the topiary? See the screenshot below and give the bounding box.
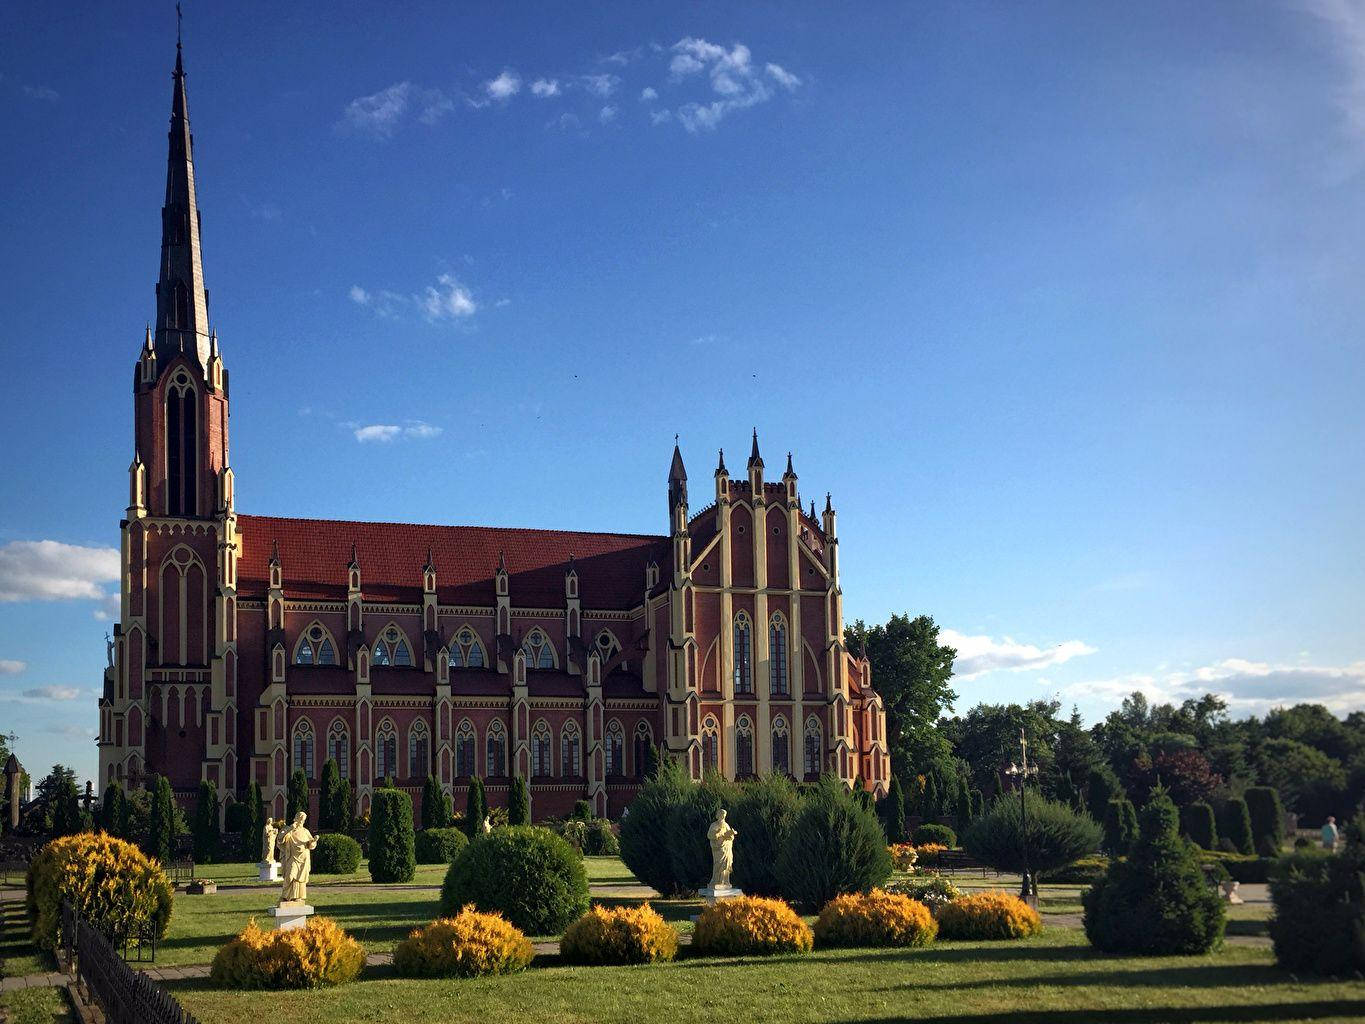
[730,773,801,897]
[287,768,310,825]
[1102,797,1138,857]
[693,895,813,956]
[963,792,1102,878]
[368,788,416,883]
[210,917,364,989]
[416,827,468,865]
[465,777,488,840]
[667,773,739,893]
[243,780,265,862]
[1041,856,1110,885]
[27,833,173,951]
[1180,802,1217,850]
[441,826,588,935]
[1245,786,1285,855]
[912,823,956,848]
[508,774,531,826]
[320,760,351,832]
[775,775,893,912]
[192,780,220,864]
[938,891,1041,940]
[420,775,447,831]
[1218,796,1254,855]
[619,757,693,897]
[1083,792,1226,955]
[560,903,680,964]
[145,775,177,865]
[394,907,534,978]
[1268,818,1365,975]
[312,834,362,874]
[814,889,937,948]
[881,775,908,843]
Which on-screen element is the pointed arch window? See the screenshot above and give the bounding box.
[165,370,198,517]
[522,629,556,670]
[595,630,622,664]
[803,716,823,778]
[605,719,625,777]
[409,720,431,777]
[295,623,338,666]
[531,720,553,777]
[375,720,397,783]
[171,278,190,330]
[701,715,720,775]
[292,719,315,779]
[327,719,350,779]
[633,721,653,778]
[736,715,755,778]
[732,612,753,694]
[768,613,789,696]
[372,625,414,667]
[561,721,582,777]
[455,720,477,778]
[771,715,791,776]
[486,720,507,777]
[450,627,486,669]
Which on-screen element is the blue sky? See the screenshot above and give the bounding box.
[2,2,1363,786]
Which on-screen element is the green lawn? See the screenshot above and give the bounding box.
[0,890,72,1024]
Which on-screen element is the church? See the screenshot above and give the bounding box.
[96,41,889,825]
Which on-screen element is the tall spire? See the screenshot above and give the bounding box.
[747,428,764,469]
[154,17,211,371]
[668,438,688,515]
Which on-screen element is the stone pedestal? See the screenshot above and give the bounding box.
[1222,880,1244,905]
[268,901,315,932]
[186,879,217,895]
[258,861,280,882]
[700,884,743,905]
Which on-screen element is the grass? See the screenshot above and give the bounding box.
[0,889,72,1024]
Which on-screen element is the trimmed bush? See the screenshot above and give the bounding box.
[912,823,956,848]
[814,889,937,948]
[560,903,680,964]
[243,780,265,863]
[731,773,801,898]
[667,773,739,893]
[885,875,961,913]
[420,775,448,831]
[27,833,173,951]
[964,792,1102,877]
[416,827,468,865]
[938,891,1041,940]
[465,777,488,839]
[1102,797,1138,857]
[441,826,588,935]
[192,780,220,863]
[210,917,364,989]
[368,788,417,883]
[1042,856,1110,885]
[557,818,619,857]
[915,843,948,868]
[1196,850,1274,884]
[1269,829,1365,975]
[312,834,362,874]
[146,774,177,864]
[1245,786,1285,855]
[1218,797,1254,855]
[1180,802,1217,850]
[508,775,531,826]
[320,761,352,832]
[692,895,813,956]
[393,907,534,978]
[619,758,693,897]
[776,775,893,911]
[572,799,593,820]
[1083,792,1226,955]
[1086,767,1120,822]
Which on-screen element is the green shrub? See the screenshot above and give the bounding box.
[964,792,1102,877]
[312,834,362,874]
[1041,856,1110,885]
[287,768,310,824]
[1245,786,1285,854]
[881,775,907,843]
[420,775,448,831]
[775,775,893,912]
[100,781,129,839]
[320,761,352,832]
[912,823,956,848]
[572,799,593,820]
[1180,802,1217,850]
[465,777,488,839]
[416,827,469,864]
[192,780,220,863]
[1218,797,1254,855]
[1269,832,1365,975]
[731,773,801,897]
[508,775,530,826]
[368,788,416,883]
[1083,792,1225,954]
[667,774,739,893]
[145,775,177,864]
[243,780,265,862]
[1196,850,1273,884]
[441,826,588,934]
[557,818,619,857]
[1086,768,1120,822]
[1102,797,1138,857]
[619,758,693,897]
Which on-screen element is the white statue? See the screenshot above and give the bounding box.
[279,811,319,904]
[481,815,492,834]
[261,818,279,864]
[707,808,737,889]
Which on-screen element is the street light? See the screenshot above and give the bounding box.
[1004,728,1038,905]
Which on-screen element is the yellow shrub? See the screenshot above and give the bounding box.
[210,917,365,988]
[693,896,813,957]
[393,906,534,978]
[560,903,679,964]
[888,844,919,871]
[914,842,948,867]
[814,889,937,948]
[937,890,1042,941]
[26,832,173,951]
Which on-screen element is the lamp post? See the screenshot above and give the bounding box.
[1004,728,1038,906]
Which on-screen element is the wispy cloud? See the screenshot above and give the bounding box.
[581,73,620,98]
[353,421,444,443]
[349,285,371,306]
[941,628,1097,680]
[46,723,97,739]
[350,273,477,323]
[485,70,522,101]
[24,685,80,701]
[21,84,58,102]
[0,540,119,603]
[530,78,560,98]
[665,37,801,132]
[339,81,453,136]
[599,105,618,124]
[1299,0,1365,146]
[0,660,25,676]
[640,86,658,102]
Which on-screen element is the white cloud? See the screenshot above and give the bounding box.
[599,105,618,124]
[22,84,59,102]
[0,660,24,675]
[23,686,80,702]
[349,285,371,306]
[667,37,798,132]
[0,541,119,603]
[403,422,444,439]
[417,274,477,320]
[339,81,452,135]
[1300,0,1365,145]
[670,53,706,78]
[485,70,522,101]
[47,723,96,739]
[766,63,801,91]
[581,73,620,98]
[93,592,120,622]
[353,422,444,443]
[940,628,1097,680]
[640,86,658,101]
[650,109,673,125]
[531,78,560,98]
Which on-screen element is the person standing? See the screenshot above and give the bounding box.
[1321,815,1339,852]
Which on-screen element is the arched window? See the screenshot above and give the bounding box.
[771,715,791,776]
[768,613,789,696]
[455,719,476,778]
[327,719,350,779]
[372,624,414,668]
[522,629,556,670]
[409,720,431,777]
[736,715,754,777]
[164,370,198,517]
[633,721,653,777]
[803,716,823,778]
[732,613,753,694]
[171,278,190,329]
[486,720,507,776]
[294,622,339,666]
[531,720,553,777]
[292,719,315,779]
[561,721,582,777]
[701,715,720,774]
[158,544,208,667]
[375,720,397,782]
[605,719,625,776]
[594,630,622,664]
[450,627,486,669]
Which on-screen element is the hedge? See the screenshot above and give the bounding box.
[368,788,416,883]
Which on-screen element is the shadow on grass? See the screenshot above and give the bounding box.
[158,897,439,953]
[1225,918,1269,939]
[829,1003,1365,1024]
[872,959,1308,994]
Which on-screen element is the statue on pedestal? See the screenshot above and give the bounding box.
[261,818,279,865]
[279,811,318,904]
[707,808,737,889]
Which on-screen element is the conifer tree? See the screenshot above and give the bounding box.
[192,779,220,863]
[1218,796,1254,855]
[882,774,907,843]
[243,779,264,859]
[51,776,83,837]
[319,760,348,830]
[421,774,447,830]
[100,780,127,838]
[146,774,177,864]
[465,776,488,838]
[1102,796,1138,856]
[508,774,531,825]
[287,768,310,823]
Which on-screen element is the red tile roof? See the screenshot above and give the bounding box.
[237,513,666,609]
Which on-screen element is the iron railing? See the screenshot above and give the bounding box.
[61,901,199,1024]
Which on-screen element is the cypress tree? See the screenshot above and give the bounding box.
[643,743,661,781]
[1180,801,1218,850]
[1086,768,1119,822]
[955,780,973,829]
[883,775,907,843]
[465,777,488,838]
[192,779,220,863]
[146,774,177,864]
[100,780,127,838]
[244,779,265,860]
[508,774,531,825]
[287,768,310,823]
[319,760,347,830]
[368,787,417,883]
[970,789,985,819]
[1245,786,1285,855]
[1219,796,1254,855]
[1103,796,1138,857]
[420,774,443,830]
[51,777,83,837]
[922,774,940,823]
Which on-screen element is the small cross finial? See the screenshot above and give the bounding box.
[674,432,679,445]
